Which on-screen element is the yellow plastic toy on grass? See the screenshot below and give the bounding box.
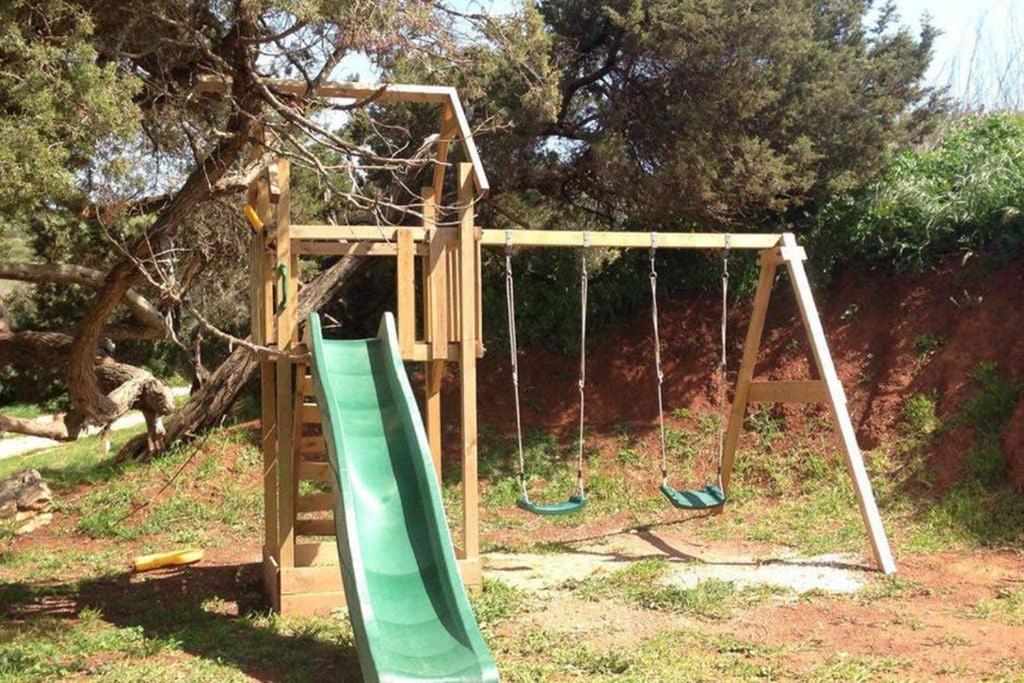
[132,548,204,573]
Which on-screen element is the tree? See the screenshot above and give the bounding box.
[0,0,467,456]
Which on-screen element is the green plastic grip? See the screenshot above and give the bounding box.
[276,263,288,309]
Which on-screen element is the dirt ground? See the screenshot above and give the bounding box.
[5,518,1022,681]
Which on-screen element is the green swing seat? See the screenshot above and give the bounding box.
[660,483,726,510]
[516,494,587,516]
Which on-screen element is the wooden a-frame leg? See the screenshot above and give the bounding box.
[720,256,778,493]
[780,235,896,574]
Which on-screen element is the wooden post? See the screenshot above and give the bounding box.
[274,158,297,569]
[720,255,777,493]
[250,175,279,559]
[456,163,479,568]
[422,186,445,480]
[779,234,896,574]
[396,228,415,358]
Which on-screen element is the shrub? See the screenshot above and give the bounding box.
[807,113,1024,277]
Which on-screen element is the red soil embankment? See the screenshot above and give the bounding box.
[445,253,1024,490]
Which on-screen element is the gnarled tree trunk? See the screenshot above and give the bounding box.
[117,254,364,461]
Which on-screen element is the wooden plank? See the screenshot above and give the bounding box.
[196,74,455,103]
[299,435,326,457]
[296,493,334,513]
[447,244,461,344]
[260,357,278,558]
[475,233,483,347]
[396,228,416,357]
[480,229,782,250]
[279,590,347,617]
[423,187,447,357]
[281,565,342,594]
[262,549,280,612]
[298,461,332,482]
[445,94,490,194]
[258,188,278,558]
[780,233,896,574]
[275,157,296,569]
[409,342,459,362]
[720,257,778,494]
[294,518,335,537]
[432,104,457,200]
[425,361,443,483]
[299,374,314,397]
[295,541,339,567]
[301,403,320,424]
[759,245,807,266]
[458,556,483,589]
[421,185,445,480]
[294,241,429,257]
[291,225,434,241]
[456,163,479,562]
[747,380,829,404]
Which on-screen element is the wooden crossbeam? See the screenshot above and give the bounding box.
[747,380,829,404]
[481,229,782,249]
[294,241,429,257]
[297,461,331,482]
[294,518,335,536]
[296,493,333,513]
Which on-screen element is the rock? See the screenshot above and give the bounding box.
[0,468,54,522]
[15,511,53,535]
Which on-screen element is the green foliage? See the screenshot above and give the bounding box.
[955,362,1022,486]
[0,0,141,219]
[913,333,946,360]
[533,0,941,229]
[901,393,940,439]
[745,406,785,448]
[808,113,1024,275]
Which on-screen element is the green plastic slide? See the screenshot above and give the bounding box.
[308,312,499,683]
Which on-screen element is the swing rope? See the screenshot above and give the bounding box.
[716,233,730,483]
[504,231,529,502]
[649,233,669,487]
[651,233,731,510]
[505,230,587,515]
[575,232,590,498]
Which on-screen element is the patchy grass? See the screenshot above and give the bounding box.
[566,558,784,617]
[69,428,262,544]
[858,576,929,602]
[0,425,146,489]
[495,627,794,681]
[0,402,48,421]
[469,578,527,630]
[971,587,1024,625]
[809,653,913,680]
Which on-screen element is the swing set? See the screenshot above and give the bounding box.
[505,232,735,514]
[202,76,895,616]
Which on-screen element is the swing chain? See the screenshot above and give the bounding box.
[505,229,529,501]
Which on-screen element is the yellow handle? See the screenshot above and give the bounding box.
[243,204,264,232]
[132,548,204,573]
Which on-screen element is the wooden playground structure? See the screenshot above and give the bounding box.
[228,79,896,616]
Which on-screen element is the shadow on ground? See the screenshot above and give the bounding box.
[0,562,360,682]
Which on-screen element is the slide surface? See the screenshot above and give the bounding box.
[309,312,498,683]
